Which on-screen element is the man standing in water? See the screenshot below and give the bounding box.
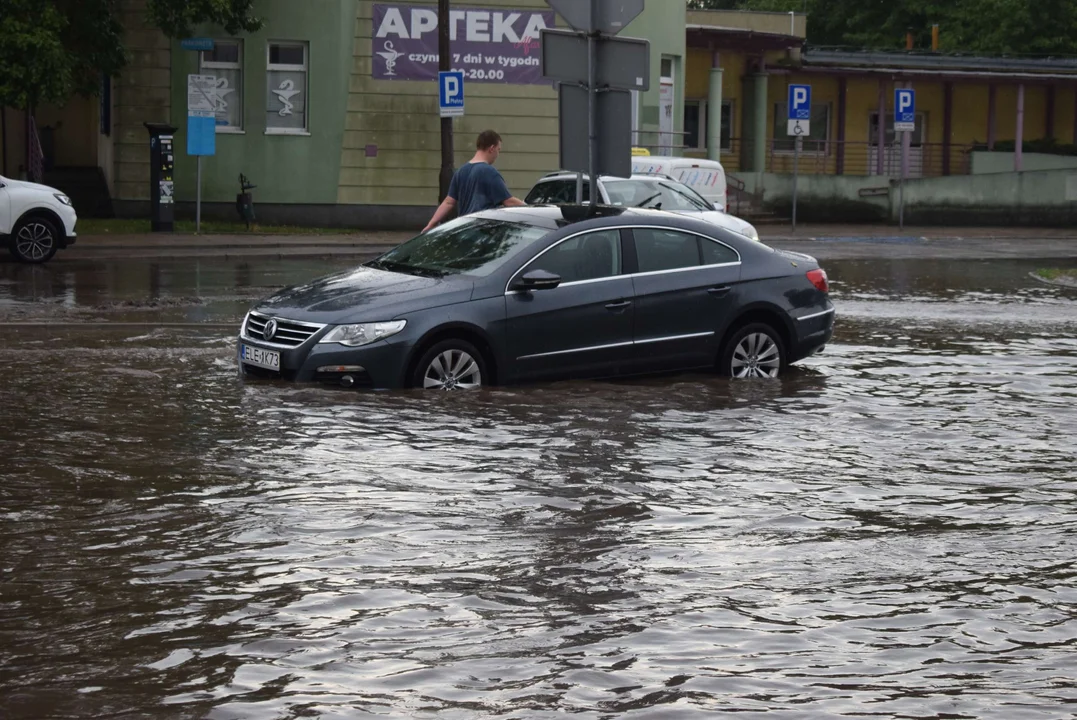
[422,130,525,232]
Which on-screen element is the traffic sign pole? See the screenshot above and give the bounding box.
[792,136,800,231]
[585,3,596,205]
[787,84,811,233]
[894,87,915,229]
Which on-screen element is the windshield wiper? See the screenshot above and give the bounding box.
[635,192,661,208]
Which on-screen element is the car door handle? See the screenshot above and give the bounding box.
[708,286,732,297]
[605,299,632,311]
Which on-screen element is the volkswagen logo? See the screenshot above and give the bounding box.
[263,318,278,341]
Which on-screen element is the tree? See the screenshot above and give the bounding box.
[687,0,1077,55]
[147,0,263,39]
[0,0,263,111]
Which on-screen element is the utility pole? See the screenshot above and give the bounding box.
[438,0,454,202]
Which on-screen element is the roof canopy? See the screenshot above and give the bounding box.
[686,24,804,53]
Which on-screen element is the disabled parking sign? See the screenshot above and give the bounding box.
[787,84,811,136]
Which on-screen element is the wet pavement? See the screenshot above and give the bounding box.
[2,250,1077,719]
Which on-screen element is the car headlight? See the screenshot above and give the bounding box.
[54,194,72,207]
[318,320,406,347]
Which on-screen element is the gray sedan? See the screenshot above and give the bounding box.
[237,205,834,390]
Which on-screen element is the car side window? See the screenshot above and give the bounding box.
[701,238,738,265]
[523,229,622,284]
[633,229,701,273]
[525,180,588,205]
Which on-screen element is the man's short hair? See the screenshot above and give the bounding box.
[476,130,502,150]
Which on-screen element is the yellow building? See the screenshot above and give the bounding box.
[683,9,1077,182]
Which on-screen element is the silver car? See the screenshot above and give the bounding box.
[526,172,760,242]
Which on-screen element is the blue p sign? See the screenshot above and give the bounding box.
[439,70,464,118]
[788,84,811,120]
[895,88,915,130]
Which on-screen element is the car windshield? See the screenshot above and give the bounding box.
[367,216,549,278]
[603,179,712,212]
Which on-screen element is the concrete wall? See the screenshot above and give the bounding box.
[746,168,1077,227]
[970,150,1077,174]
[742,172,890,222]
[113,0,172,203]
[169,0,357,206]
[898,168,1077,226]
[342,0,558,207]
[630,0,687,156]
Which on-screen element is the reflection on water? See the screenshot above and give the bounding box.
[1,259,1076,718]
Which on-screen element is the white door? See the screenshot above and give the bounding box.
[659,57,675,154]
[869,112,925,177]
[0,181,11,234]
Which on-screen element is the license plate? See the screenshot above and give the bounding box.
[240,344,280,371]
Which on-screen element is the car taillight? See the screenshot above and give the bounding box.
[807,268,829,293]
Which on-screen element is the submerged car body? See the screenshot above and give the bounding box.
[237,205,833,390]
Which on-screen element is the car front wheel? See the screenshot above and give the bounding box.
[11,216,60,264]
[719,323,785,378]
[412,339,487,390]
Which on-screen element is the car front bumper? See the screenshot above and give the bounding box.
[237,334,414,390]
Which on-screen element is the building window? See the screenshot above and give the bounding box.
[200,40,243,132]
[685,100,733,152]
[266,41,308,134]
[772,102,830,153]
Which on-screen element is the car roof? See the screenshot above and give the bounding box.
[469,204,734,238]
[536,172,675,183]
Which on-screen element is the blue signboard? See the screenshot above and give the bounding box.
[438,70,464,118]
[187,116,216,156]
[895,88,916,131]
[786,83,811,136]
[181,38,215,52]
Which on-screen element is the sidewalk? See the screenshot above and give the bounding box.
[60,223,1077,262]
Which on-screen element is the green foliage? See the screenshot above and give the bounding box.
[147,0,263,39]
[0,0,262,111]
[0,0,72,108]
[688,0,1077,55]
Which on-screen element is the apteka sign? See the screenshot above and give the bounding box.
[372,4,555,84]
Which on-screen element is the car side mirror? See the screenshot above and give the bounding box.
[513,269,561,292]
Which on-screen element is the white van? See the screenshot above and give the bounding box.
[630,156,727,211]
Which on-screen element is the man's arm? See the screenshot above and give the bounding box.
[488,168,525,208]
[423,196,457,233]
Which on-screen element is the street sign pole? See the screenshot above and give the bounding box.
[894,87,916,230]
[787,84,811,233]
[792,136,800,231]
[186,74,217,235]
[543,0,648,197]
[586,4,596,206]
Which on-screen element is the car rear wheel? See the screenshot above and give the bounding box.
[719,323,785,378]
[11,216,59,264]
[412,339,486,390]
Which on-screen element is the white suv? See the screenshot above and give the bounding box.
[0,175,78,263]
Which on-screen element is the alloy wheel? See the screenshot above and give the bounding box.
[731,332,781,378]
[15,222,56,262]
[423,349,483,390]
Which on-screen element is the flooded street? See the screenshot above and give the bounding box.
[2,252,1077,719]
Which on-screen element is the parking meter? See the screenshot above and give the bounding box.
[144,122,178,232]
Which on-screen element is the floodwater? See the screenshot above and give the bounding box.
[2,255,1077,719]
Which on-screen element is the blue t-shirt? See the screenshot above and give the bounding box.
[448,162,512,216]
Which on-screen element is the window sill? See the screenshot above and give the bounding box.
[265,129,311,137]
[216,128,245,135]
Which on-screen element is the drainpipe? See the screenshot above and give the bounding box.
[1,107,6,176]
[987,84,997,150]
[1016,83,1025,172]
[877,79,886,175]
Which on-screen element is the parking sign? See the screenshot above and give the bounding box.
[438,70,464,118]
[787,84,811,136]
[895,88,915,132]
